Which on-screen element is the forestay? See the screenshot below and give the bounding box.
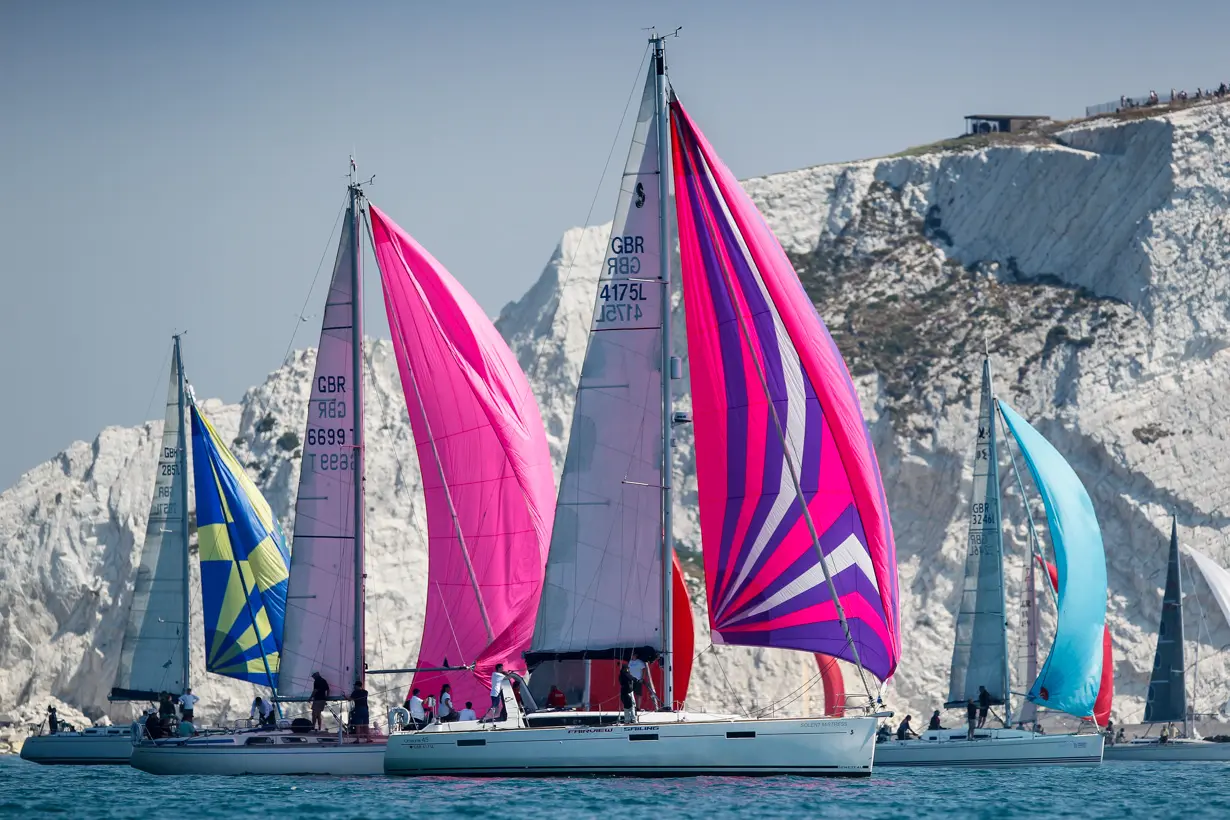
[191,403,291,687]
[946,358,1008,707]
[112,343,190,699]
[670,97,901,681]
[998,401,1106,717]
[1144,518,1186,723]
[527,65,666,663]
[369,203,555,710]
[278,208,360,700]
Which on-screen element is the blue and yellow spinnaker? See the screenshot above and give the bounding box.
[190,403,290,687]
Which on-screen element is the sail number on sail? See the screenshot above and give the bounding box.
[150,446,182,518]
[969,502,996,527]
[598,235,652,326]
[307,375,353,471]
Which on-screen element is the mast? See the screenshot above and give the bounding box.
[997,401,1050,729]
[986,355,1011,727]
[174,334,191,692]
[652,32,675,711]
[1022,548,1039,727]
[1174,515,1188,738]
[349,157,368,684]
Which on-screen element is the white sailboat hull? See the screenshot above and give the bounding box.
[1104,738,1230,761]
[874,728,1104,767]
[385,714,877,777]
[129,733,385,775]
[20,730,133,765]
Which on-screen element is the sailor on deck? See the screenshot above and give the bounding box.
[178,688,198,724]
[488,664,508,720]
[250,696,275,728]
[310,672,329,731]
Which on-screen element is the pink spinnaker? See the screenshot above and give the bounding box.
[368,204,556,711]
[671,100,901,681]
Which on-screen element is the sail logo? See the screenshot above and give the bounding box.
[634,182,645,208]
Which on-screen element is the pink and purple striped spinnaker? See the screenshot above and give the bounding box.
[670,100,901,681]
[369,204,557,710]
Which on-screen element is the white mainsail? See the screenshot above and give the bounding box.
[278,212,361,699]
[1183,545,1230,630]
[528,65,665,661]
[112,340,190,698]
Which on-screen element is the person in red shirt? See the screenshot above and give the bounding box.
[547,685,567,708]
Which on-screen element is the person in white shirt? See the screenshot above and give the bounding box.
[250,696,275,728]
[458,701,478,721]
[628,649,660,711]
[488,663,507,719]
[178,688,199,723]
[438,684,455,722]
[406,688,427,729]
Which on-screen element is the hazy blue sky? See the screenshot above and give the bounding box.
[2,0,1228,487]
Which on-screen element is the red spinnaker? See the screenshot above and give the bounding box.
[815,654,846,717]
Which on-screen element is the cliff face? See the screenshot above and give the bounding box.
[4,100,1230,727]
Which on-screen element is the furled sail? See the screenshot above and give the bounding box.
[191,403,291,687]
[946,357,1008,708]
[670,98,901,681]
[528,65,666,664]
[368,202,555,711]
[1040,558,1114,726]
[1144,517,1186,724]
[997,401,1106,716]
[111,341,190,700]
[1183,545,1230,629]
[278,207,360,700]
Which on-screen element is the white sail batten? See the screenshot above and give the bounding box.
[112,344,190,699]
[528,65,665,661]
[278,211,360,699]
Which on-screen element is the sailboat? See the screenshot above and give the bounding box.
[384,34,899,778]
[131,167,555,775]
[23,336,193,766]
[876,356,1105,767]
[129,394,296,773]
[1104,518,1230,761]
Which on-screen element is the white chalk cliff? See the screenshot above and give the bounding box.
[4,100,1230,730]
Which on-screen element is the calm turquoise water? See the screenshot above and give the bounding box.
[2,756,1227,819]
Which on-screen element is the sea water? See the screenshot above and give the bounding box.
[1,756,1227,819]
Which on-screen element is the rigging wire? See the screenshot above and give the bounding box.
[280,192,349,367]
[140,343,174,424]
[551,44,651,307]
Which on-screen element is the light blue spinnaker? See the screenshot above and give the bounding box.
[998,401,1106,718]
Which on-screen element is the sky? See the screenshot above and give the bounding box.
[2,0,1229,488]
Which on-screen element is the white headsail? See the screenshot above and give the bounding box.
[1183,545,1230,631]
[112,338,190,699]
